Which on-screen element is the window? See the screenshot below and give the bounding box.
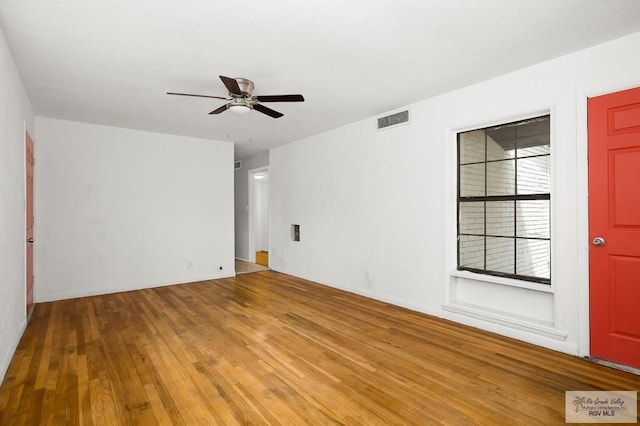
[457,115,550,284]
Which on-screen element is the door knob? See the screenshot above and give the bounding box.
[592,237,605,246]
[26,238,34,243]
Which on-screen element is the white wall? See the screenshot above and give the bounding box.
[34,118,235,301]
[0,26,35,381]
[234,151,269,260]
[270,31,640,357]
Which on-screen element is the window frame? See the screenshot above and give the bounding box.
[456,115,551,285]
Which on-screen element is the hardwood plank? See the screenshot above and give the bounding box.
[0,271,638,424]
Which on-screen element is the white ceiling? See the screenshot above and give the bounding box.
[1,1,640,159]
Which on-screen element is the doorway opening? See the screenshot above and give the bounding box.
[242,166,270,273]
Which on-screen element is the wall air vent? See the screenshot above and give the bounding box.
[377,109,410,130]
[234,160,242,170]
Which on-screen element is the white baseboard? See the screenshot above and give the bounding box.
[0,317,27,384]
[36,272,236,302]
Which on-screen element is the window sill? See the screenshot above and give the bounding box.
[450,270,554,294]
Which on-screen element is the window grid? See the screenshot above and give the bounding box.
[457,116,551,284]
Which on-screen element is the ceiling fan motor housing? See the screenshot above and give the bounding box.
[229,97,252,110]
[234,78,255,97]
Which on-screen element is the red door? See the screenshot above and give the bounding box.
[588,87,640,369]
[26,132,35,319]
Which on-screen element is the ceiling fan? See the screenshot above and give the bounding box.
[167,75,304,119]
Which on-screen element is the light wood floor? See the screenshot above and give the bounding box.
[235,259,269,275]
[1,271,638,425]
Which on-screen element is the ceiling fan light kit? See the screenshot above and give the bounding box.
[167,75,304,119]
[229,104,251,114]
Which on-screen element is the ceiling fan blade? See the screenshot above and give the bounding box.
[167,92,229,100]
[209,104,229,115]
[219,75,243,96]
[255,94,305,102]
[253,104,284,118]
